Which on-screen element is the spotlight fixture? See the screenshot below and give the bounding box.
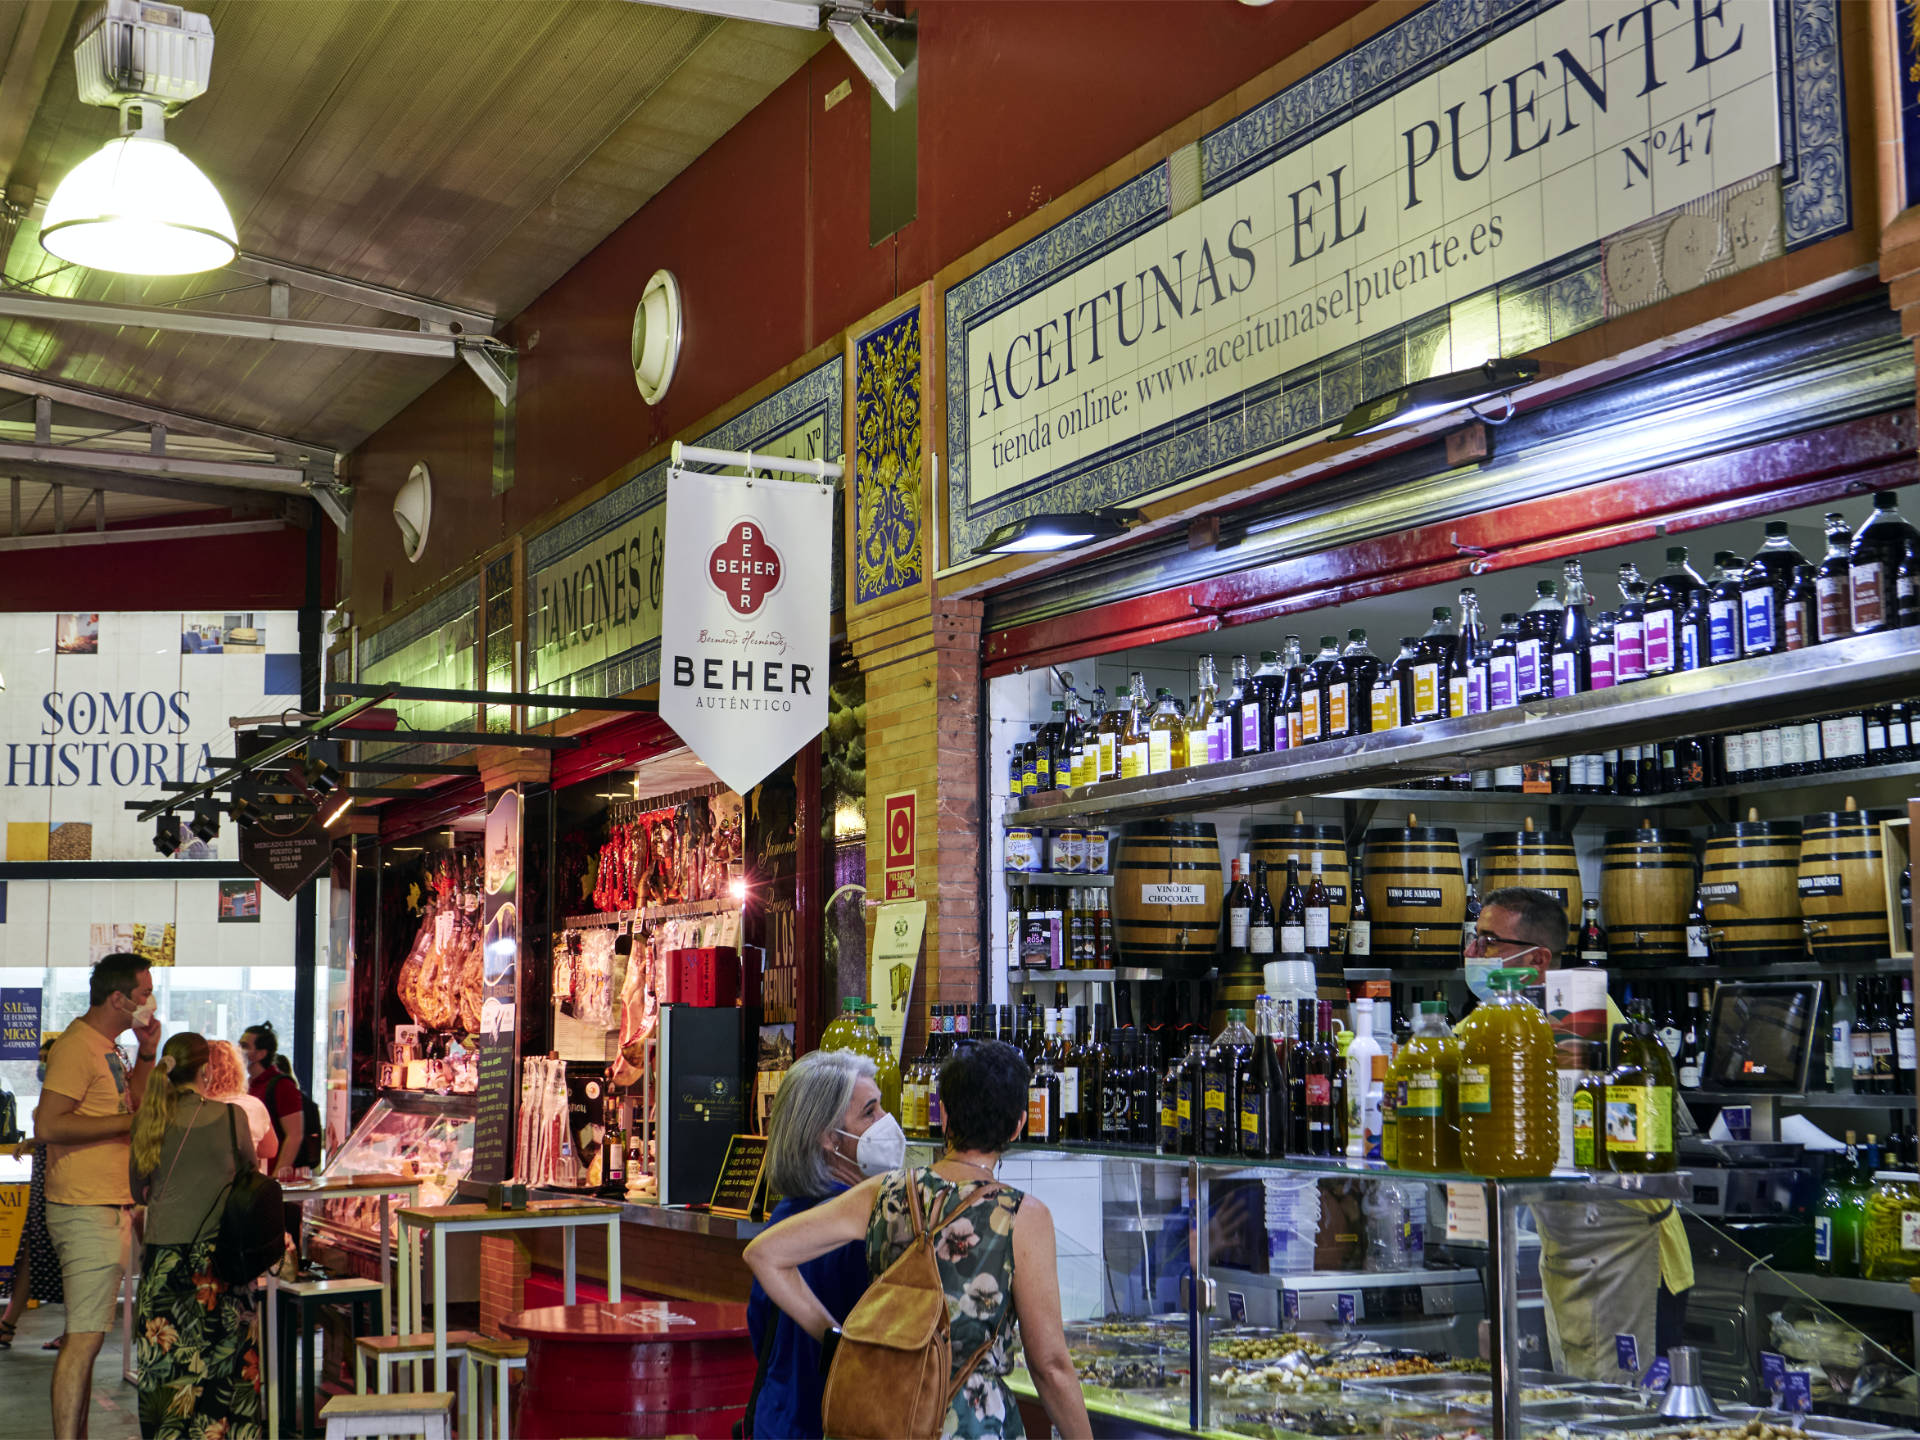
[153,814,182,857]
[977,508,1136,557]
[319,792,355,830]
[189,799,221,844]
[1335,357,1540,439]
[40,2,237,276]
[229,796,261,828]
[292,736,341,797]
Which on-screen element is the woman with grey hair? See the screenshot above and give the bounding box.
[741,1048,901,1438]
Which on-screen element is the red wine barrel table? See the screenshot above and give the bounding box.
[502,1300,753,1439]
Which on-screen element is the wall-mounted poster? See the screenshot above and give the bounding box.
[218,881,262,923]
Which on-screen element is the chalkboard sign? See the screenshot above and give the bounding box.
[709,1133,769,1218]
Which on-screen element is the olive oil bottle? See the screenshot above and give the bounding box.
[1604,999,1677,1173]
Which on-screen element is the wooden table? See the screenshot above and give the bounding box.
[397,1200,622,1392]
[264,1173,421,1440]
[500,1300,752,1440]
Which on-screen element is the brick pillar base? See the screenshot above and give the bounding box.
[478,1235,531,1337]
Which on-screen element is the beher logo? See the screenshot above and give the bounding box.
[707,519,784,617]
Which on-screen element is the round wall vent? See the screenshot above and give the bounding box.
[632,269,684,406]
[393,462,432,564]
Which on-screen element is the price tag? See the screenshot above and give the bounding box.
[1615,1333,1639,1374]
[1226,1291,1247,1325]
[1336,1293,1357,1325]
[1783,1370,1813,1412]
[1759,1351,1787,1394]
[1281,1289,1298,1322]
[1641,1357,1671,1391]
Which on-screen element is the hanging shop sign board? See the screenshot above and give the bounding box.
[472,784,523,1186]
[659,469,833,795]
[239,808,333,902]
[943,0,1849,566]
[525,358,843,715]
[870,899,927,1061]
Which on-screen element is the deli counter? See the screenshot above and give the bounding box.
[999,1146,1920,1440]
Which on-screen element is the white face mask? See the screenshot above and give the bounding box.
[129,998,156,1029]
[838,1113,906,1177]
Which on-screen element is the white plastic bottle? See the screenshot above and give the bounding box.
[1345,997,1383,1158]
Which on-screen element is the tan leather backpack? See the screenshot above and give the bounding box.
[820,1177,1006,1440]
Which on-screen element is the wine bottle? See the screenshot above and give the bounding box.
[1518,581,1560,701]
[1488,612,1521,710]
[1305,854,1332,957]
[1552,559,1592,697]
[1249,859,1277,963]
[1741,521,1806,656]
[1342,630,1381,736]
[1707,552,1745,664]
[1411,607,1454,722]
[1614,564,1647,684]
[1279,856,1307,956]
[1643,546,1700,675]
[1850,491,1920,634]
[1346,862,1372,959]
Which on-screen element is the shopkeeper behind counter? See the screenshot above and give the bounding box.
[1462,888,1694,1382]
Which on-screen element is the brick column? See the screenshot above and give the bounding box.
[477,1235,531,1336]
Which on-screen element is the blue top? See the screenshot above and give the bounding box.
[745,1187,872,1440]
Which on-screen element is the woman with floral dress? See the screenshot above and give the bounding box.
[747,1039,1089,1440]
[128,1031,262,1440]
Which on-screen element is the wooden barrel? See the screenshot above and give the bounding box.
[1480,829,1582,949]
[1250,822,1352,1004]
[1600,825,1695,968]
[1362,826,1465,970]
[1702,820,1803,965]
[1798,808,1897,960]
[1113,821,1223,978]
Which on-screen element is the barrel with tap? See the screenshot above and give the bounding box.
[1701,817,1803,966]
[1113,820,1223,978]
[1250,819,1353,1006]
[1363,823,1465,969]
[1600,824,1695,967]
[1798,806,1897,961]
[1480,823,1582,950]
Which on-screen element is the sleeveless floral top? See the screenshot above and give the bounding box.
[866,1167,1026,1439]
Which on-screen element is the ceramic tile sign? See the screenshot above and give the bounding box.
[946,0,1815,565]
[660,470,833,796]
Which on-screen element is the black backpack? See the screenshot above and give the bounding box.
[271,1073,323,1170]
[190,1105,287,1286]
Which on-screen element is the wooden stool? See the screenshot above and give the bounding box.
[461,1336,527,1440]
[276,1276,386,1437]
[321,1390,455,1440]
[356,1330,484,1395]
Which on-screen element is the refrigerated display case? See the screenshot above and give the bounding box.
[1005,1148,1920,1439]
[302,1090,475,1264]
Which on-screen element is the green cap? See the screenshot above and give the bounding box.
[1420,1000,1448,1014]
[1228,1008,1247,1024]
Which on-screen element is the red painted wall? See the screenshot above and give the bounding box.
[0,511,328,612]
[349,0,1370,623]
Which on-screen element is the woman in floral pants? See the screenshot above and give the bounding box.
[129,1032,262,1440]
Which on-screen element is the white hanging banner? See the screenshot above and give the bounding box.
[659,467,832,795]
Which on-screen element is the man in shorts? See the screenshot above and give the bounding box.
[34,952,159,1439]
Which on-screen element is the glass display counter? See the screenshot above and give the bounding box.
[1003,1147,1920,1440]
[303,1090,474,1261]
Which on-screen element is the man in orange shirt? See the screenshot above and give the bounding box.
[34,953,159,1439]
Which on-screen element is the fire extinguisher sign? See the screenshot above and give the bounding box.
[884,790,917,899]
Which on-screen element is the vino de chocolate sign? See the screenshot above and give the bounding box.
[659,469,832,794]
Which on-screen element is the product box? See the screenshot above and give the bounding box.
[669,946,741,1007]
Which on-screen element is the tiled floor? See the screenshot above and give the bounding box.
[0,1303,141,1440]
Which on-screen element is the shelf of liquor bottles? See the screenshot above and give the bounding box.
[1349,956,1916,985]
[1009,872,1114,889]
[1012,630,1920,828]
[1007,966,1166,984]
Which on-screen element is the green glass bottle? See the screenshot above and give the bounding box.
[1604,999,1677,1174]
[1816,1132,1859,1277]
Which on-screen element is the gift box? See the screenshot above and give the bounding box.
[668,946,740,1007]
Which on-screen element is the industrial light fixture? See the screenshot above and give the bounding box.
[393,464,432,563]
[40,2,237,277]
[294,736,341,797]
[632,270,684,406]
[1336,357,1540,439]
[189,798,221,843]
[978,508,1135,556]
[319,791,355,829]
[153,814,182,857]
[229,796,261,828]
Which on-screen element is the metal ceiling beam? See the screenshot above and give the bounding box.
[228,253,496,336]
[0,363,332,462]
[827,7,914,110]
[3,463,294,517]
[0,518,288,552]
[619,0,823,28]
[0,438,308,489]
[0,2,82,209]
[0,291,470,358]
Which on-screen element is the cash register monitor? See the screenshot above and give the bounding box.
[1702,980,1822,1093]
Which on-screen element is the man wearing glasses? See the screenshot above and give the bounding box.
[1466,888,1693,1383]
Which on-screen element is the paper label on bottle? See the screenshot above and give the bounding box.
[1873,1032,1895,1059]
[1551,651,1578,698]
[1300,691,1321,743]
[1489,654,1516,708]
[1468,664,1488,714]
[1781,725,1806,767]
[1900,1027,1916,1069]
[1797,873,1843,897]
[1614,620,1646,681]
[1448,677,1467,718]
[1141,883,1206,907]
[1742,586,1776,652]
[1098,734,1117,778]
[1644,610,1674,671]
[1328,683,1348,735]
[1572,1091,1596,1167]
[1288,711,1303,750]
[1816,575,1850,641]
[1229,907,1250,948]
[1387,886,1444,906]
[1027,1089,1050,1138]
[1699,882,1740,903]
[1121,741,1148,779]
[1588,642,1615,690]
[1516,638,1541,697]
[1853,562,1888,630]
[1238,704,1261,754]
[1687,924,1710,959]
[1760,727,1783,770]
[1902,1211,1920,1252]
[1870,722,1889,752]
[1605,1084,1673,1153]
[1203,1086,1226,1118]
[1412,662,1440,719]
[1281,923,1307,953]
[1457,1065,1491,1114]
[1176,1093,1192,1126]
[1708,598,1740,661]
[1784,600,1810,650]
[1811,1214,1832,1262]
[1305,1075,1331,1106]
[1147,731,1172,773]
[1061,1068,1079,1113]
[1403,1071,1443,1118]
[1305,908,1330,950]
[1347,920,1371,957]
[1249,922,1275,956]
[1239,1094,1264,1139]
[1370,683,1399,732]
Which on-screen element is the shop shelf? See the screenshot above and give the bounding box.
[1001,872,1115,888]
[1012,631,1920,826]
[1007,966,1167,984]
[1323,758,1920,814]
[1342,957,1912,983]
[1686,1089,1918,1111]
